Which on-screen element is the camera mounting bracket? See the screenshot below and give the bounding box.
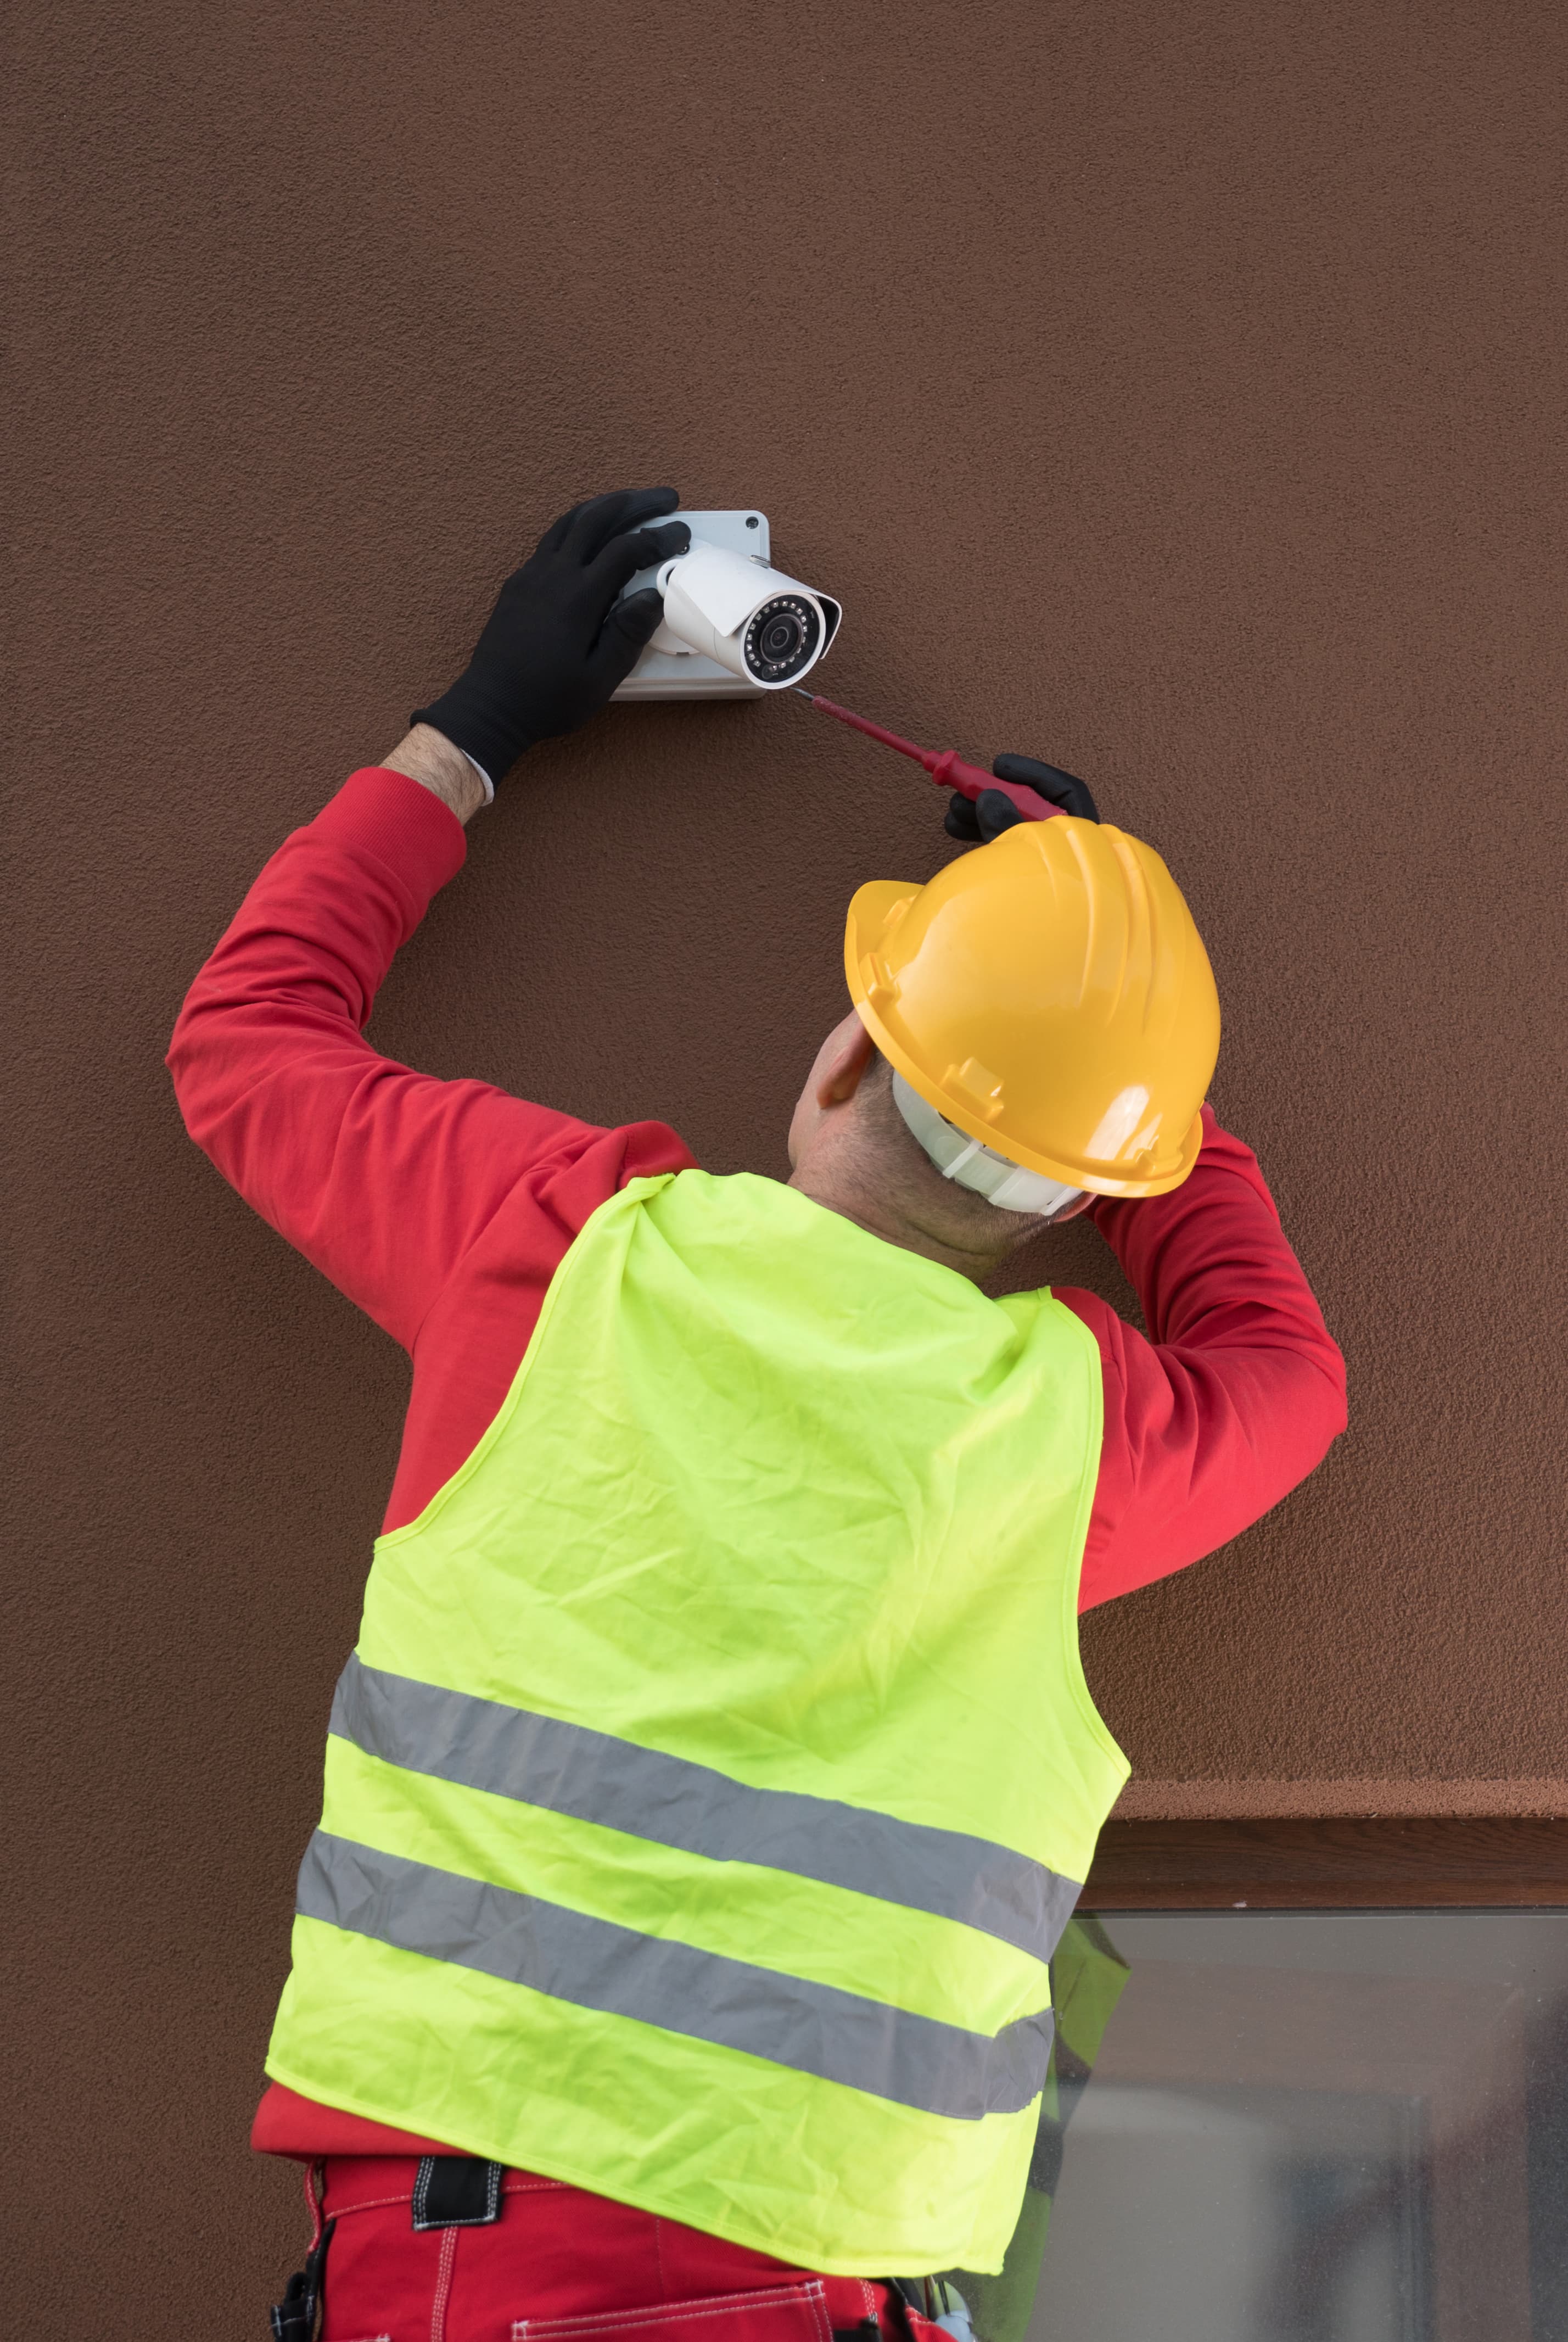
[612,510,775,700]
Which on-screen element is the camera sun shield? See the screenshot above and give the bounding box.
[611,512,841,700]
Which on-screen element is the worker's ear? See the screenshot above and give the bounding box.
[786,1011,878,1173]
[814,1010,877,1109]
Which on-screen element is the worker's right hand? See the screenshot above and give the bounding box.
[411,489,691,785]
[945,754,1100,841]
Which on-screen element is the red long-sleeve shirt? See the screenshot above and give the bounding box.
[167,768,1346,2161]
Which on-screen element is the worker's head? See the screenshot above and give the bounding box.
[788,818,1220,1274]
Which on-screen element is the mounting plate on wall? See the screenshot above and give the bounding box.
[612,509,772,700]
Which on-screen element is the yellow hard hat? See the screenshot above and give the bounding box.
[844,818,1220,1199]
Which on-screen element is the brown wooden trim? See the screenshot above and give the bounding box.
[1082,1817,1568,1908]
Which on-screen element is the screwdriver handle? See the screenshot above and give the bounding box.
[927,749,1062,824]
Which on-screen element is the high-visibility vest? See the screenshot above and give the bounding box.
[266,1171,1128,2277]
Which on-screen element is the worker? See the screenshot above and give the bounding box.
[167,487,1346,2342]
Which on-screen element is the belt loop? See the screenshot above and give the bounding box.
[304,2160,326,2253]
[412,2155,506,2230]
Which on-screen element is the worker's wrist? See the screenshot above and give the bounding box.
[380,724,491,825]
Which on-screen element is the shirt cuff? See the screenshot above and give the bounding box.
[313,768,471,898]
[458,748,495,805]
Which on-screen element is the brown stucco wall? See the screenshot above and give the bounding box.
[8,0,1566,2324]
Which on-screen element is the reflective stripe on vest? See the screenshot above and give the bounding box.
[296,1828,1055,2120]
[329,1653,1085,1965]
[266,1171,1127,2279]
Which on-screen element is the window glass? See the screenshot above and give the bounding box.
[950,1910,1568,2342]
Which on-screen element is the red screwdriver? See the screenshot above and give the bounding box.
[792,689,1063,822]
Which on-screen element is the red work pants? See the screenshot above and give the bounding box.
[302,2159,932,2342]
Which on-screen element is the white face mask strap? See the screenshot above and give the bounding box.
[940,1138,985,1181]
[891,1071,1085,1217]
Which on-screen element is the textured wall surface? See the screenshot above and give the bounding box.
[7,0,1566,2324]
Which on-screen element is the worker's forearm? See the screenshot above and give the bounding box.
[166,769,471,1339]
[1068,1109,1347,1608]
[381,724,489,825]
[1093,1111,1342,1373]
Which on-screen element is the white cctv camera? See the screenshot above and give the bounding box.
[612,511,842,700]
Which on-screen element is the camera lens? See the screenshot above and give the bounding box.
[743,593,821,683]
[760,612,803,663]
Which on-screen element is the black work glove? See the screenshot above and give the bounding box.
[944,752,1099,841]
[411,488,691,783]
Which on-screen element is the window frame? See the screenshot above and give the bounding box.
[1082,1817,1568,1908]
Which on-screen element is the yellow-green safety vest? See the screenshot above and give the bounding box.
[266,1171,1128,2276]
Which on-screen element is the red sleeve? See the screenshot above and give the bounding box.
[166,768,693,1353]
[1059,1107,1347,1611]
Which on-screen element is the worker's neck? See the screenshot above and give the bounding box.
[786,1164,1016,1285]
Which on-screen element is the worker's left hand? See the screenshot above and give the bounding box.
[411,488,691,785]
[945,754,1099,841]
